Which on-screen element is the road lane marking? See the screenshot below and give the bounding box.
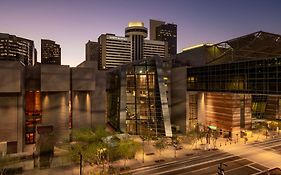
[129,137,281,175]
[142,155,237,175]
[125,152,230,174]
[247,164,263,172]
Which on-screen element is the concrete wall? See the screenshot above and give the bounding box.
[25,65,40,91]
[72,91,92,129]
[41,64,70,92]
[72,67,95,91]
[170,67,187,134]
[0,61,25,153]
[0,94,23,153]
[91,71,107,129]
[71,65,95,129]
[0,62,23,92]
[72,61,106,130]
[41,92,69,141]
[40,64,71,141]
[0,60,109,153]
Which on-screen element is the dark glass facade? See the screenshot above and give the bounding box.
[41,39,61,65]
[156,23,177,55]
[107,73,121,130]
[186,57,281,95]
[0,33,35,65]
[107,58,171,136]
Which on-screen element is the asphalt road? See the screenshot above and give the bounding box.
[123,137,281,175]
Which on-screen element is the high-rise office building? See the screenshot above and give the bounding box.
[150,19,177,56]
[0,33,36,65]
[149,19,165,40]
[41,39,61,65]
[86,40,99,62]
[98,22,167,70]
[156,23,177,55]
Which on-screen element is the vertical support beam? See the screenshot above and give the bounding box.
[170,67,187,134]
[155,58,172,137]
[119,69,127,133]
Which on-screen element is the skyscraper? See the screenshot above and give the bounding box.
[156,23,177,55]
[86,40,99,62]
[98,34,131,69]
[41,39,61,65]
[150,19,177,56]
[0,33,36,65]
[149,19,165,40]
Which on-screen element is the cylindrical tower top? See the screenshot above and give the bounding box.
[125,21,147,38]
[128,22,144,27]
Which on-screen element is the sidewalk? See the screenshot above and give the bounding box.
[112,131,278,172]
[17,131,281,174]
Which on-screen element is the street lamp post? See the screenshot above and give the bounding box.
[173,142,177,158]
[143,139,145,163]
[172,136,179,158]
[140,136,146,163]
[97,148,107,172]
[79,152,82,175]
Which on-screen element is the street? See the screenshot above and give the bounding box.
[123,137,281,175]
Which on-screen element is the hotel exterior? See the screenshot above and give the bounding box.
[0,31,281,154]
[98,22,167,70]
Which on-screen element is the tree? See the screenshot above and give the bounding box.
[198,131,205,144]
[253,122,268,141]
[154,137,167,159]
[172,136,182,158]
[210,130,220,149]
[84,142,107,172]
[117,138,140,167]
[268,121,278,131]
[185,130,198,149]
[68,127,111,174]
[140,134,153,163]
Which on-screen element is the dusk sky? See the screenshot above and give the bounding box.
[1,0,281,66]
